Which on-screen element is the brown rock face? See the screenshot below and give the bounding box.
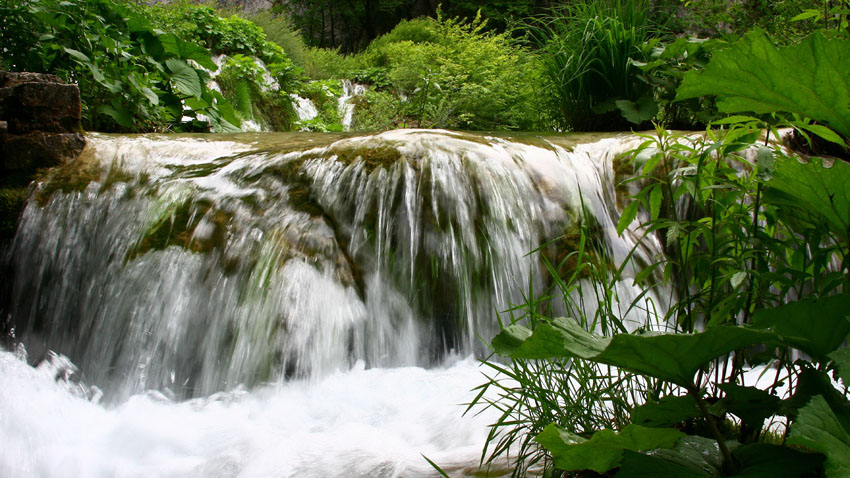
[1,83,83,134]
[1,132,86,171]
[0,71,85,174]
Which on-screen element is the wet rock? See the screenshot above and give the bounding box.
[0,71,85,176]
[1,132,86,171]
[0,71,86,244]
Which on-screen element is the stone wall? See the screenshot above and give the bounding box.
[0,71,86,243]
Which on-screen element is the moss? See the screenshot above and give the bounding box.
[324,141,404,174]
[33,150,104,205]
[0,187,27,244]
[125,198,231,261]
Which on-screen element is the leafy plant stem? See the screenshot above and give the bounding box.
[687,382,737,474]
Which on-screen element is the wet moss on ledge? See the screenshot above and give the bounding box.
[0,187,27,244]
[125,198,231,262]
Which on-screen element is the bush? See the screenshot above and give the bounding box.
[350,90,405,130]
[354,13,543,130]
[0,0,240,132]
[243,11,311,67]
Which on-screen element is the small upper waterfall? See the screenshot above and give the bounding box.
[291,94,319,123]
[0,129,657,476]
[338,80,367,130]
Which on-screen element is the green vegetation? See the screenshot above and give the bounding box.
[527,0,658,131]
[351,14,542,130]
[472,24,850,477]
[0,0,241,132]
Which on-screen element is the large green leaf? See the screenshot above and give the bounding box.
[165,58,203,99]
[97,104,133,128]
[751,293,850,360]
[615,450,713,477]
[787,395,850,477]
[764,157,850,243]
[711,384,782,430]
[493,317,778,386]
[632,395,701,428]
[534,423,685,474]
[731,443,824,477]
[159,33,218,71]
[829,347,850,387]
[676,30,850,138]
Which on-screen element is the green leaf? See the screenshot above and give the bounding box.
[787,395,850,477]
[492,317,778,386]
[615,96,658,125]
[63,47,91,64]
[790,10,821,22]
[712,384,781,430]
[97,104,133,128]
[730,271,747,289]
[677,30,850,138]
[649,185,662,220]
[616,450,712,477]
[829,347,850,388]
[617,200,640,235]
[632,395,701,428]
[731,443,824,477]
[794,122,846,146]
[751,293,850,360]
[765,156,850,241]
[710,115,763,125]
[165,58,203,99]
[159,33,218,71]
[535,423,685,474]
[140,87,159,106]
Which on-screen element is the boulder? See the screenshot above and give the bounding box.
[0,71,85,175]
[1,132,86,171]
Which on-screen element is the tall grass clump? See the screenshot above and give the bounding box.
[529,0,659,132]
[470,216,658,476]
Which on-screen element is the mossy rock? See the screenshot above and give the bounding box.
[0,187,27,244]
[126,198,231,261]
[33,150,104,205]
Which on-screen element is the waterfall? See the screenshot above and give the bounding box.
[291,94,319,123]
[0,130,656,476]
[338,80,367,131]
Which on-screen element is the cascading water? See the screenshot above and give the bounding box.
[291,94,319,124]
[338,80,367,131]
[0,130,656,477]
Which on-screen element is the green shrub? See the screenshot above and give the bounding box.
[297,47,359,80]
[350,90,405,130]
[355,12,542,130]
[243,11,311,68]
[0,0,240,132]
[653,0,827,42]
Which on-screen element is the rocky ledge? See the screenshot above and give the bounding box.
[0,71,86,173]
[0,71,86,243]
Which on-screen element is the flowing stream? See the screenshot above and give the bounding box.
[0,129,658,477]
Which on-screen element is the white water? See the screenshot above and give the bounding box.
[1,129,660,476]
[0,349,498,478]
[291,94,319,123]
[338,80,367,131]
